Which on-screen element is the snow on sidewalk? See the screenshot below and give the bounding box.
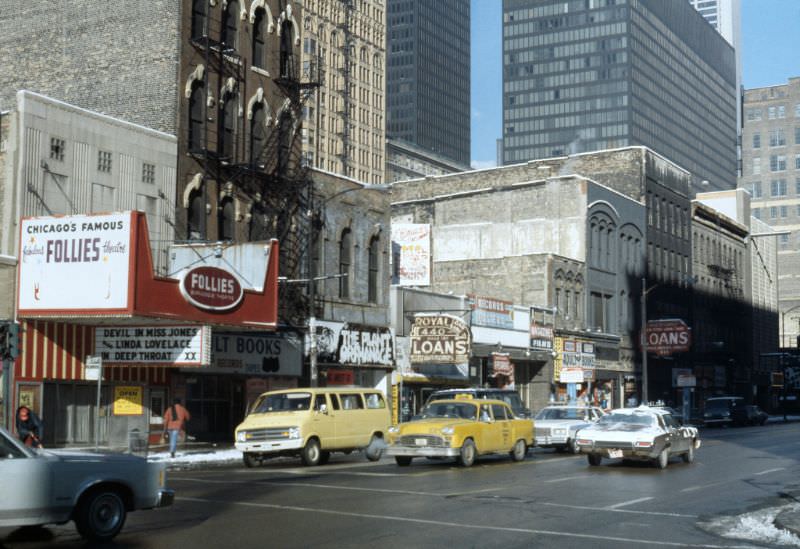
[148,447,243,467]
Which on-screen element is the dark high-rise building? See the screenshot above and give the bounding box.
[386,0,471,166]
[502,0,737,193]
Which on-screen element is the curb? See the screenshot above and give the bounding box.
[774,509,800,538]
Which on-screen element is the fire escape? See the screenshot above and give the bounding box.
[187,1,322,328]
[335,0,354,176]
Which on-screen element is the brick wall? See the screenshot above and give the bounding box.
[0,2,180,134]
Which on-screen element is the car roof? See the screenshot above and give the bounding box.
[432,388,518,395]
[609,406,669,416]
[429,398,511,407]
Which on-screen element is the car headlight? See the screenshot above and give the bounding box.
[236,431,247,442]
[441,426,454,435]
[288,427,301,439]
[388,426,400,434]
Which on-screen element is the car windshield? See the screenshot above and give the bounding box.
[419,402,477,420]
[252,393,312,413]
[597,412,656,427]
[706,399,734,412]
[535,408,588,420]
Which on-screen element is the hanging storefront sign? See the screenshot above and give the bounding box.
[561,339,596,369]
[327,370,355,385]
[18,212,133,312]
[644,319,691,356]
[95,325,211,365]
[211,332,302,377]
[113,386,143,415]
[470,295,514,329]
[180,266,244,311]
[409,314,471,364]
[314,321,394,367]
[560,367,584,383]
[530,307,555,351]
[391,223,431,286]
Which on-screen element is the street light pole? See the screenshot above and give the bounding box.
[641,277,649,405]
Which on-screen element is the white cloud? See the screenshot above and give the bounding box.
[471,160,497,170]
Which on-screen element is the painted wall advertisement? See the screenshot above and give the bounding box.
[530,307,555,351]
[113,386,143,416]
[470,295,514,329]
[314,321,395,368]
[18,212,132,312]
[95,325,211,365]
[211,332,302,377]
[391,223,431,286]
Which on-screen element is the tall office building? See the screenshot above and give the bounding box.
[386,0,471,167]
[689,0,743,174]
[739,78,800,347]
[300,0,386,183]
[502,0,737,193]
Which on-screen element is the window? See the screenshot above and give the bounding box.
[491,404,509,420]
[280,19,294,78]
[252,8,267,68]
[796,104,800,117]
[770,129,786,147]
[780,234,790,246]
[191,0,207,39]
[750,181,762,198]
[795,127,800,144]
[218,197,235,241]
[187,189,205,240]
[752,133,761,148]
[796,155,800,170]
[770,155,787,172]
[339,228,351,299]
[219,93,237,159]
[142,163,155,184]
[771,179,787,196]
[189,82,205,151]
[768,106,776,119]
[770,206,778,219]
[97,150,112,173]
[365,393,385,409]
[778,105,786,119]
[250,103,266,164]
[753,158,761,175]
[368,235,379,303]
[753,208,761,219]
[221,0,239,48]
[339,394,363,410]
[781,206,788,218]
[50,137,65,161]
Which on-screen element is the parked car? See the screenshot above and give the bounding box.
[386,396,534,467]
[533,404,605,453]
[732,404,768,426]
[0,427,173,542]
[575,406,701,469]
[703,396,745,426]
[425,388,532,418]
[235,388,391,467]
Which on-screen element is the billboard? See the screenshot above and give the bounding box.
[18,212,133,312]
[391,223,430,286]
[470,295,514,329]
[644,319,691,356]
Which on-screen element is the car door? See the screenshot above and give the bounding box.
[491,404,513,451]
[663,413,687,452]
[311,394,335,449]
[0,431,54,524]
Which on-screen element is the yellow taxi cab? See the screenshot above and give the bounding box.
[385,395,534,467]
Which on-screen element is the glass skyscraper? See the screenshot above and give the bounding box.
[502,0,737,192]
[386,0,471,166]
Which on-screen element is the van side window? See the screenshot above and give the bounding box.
[340,394,364,410]
[330,394,341,410]
[365,393,385,409]
[314,395,327,411]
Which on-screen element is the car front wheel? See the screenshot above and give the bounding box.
[459,439,477,467]
[243,452,261,468]
[301,438,322,466]
[655,448,669,469]
[74,489,127,542]
[682,445,695,464]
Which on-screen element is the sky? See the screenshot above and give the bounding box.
[469,0,800,168]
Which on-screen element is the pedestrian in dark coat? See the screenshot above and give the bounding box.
[16,406,43,448]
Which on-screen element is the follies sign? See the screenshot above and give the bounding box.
[409,314,471,364]
[180,266,244,311]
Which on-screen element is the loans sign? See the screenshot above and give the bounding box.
[644,319,691,356]
[95,325,211,365]
[18,212,132,312]
[409,314,471,364]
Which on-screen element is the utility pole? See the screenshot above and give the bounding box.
[641,277,649,405]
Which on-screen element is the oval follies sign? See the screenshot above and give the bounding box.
[180,266,244,311]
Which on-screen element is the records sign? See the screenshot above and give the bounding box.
[409,314,471,364]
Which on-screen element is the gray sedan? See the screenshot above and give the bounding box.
[0,427,173,541]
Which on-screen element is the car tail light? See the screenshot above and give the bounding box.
[634,441,653,448]
[576,439,592,446]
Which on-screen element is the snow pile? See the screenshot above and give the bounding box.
[702,505,800,547]
[148,448,243,466]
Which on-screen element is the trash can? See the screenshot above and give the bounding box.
[128,428,148,455]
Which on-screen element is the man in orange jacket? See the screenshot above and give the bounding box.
[163,398,191,458]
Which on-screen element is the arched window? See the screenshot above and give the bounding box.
[339,229,351,299]
[368,235,379,303]
[249,207,269,241]
[221,0,239,49]
[252,8,267,68]
[191,0,207,39]
[218,197,235,241]
[187,189,205,240]
[188,82,206,152]
[250,103,266,164]
[280,20,294,78]
[219,93,238,159]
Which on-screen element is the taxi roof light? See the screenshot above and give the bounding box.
[454,394,474,400]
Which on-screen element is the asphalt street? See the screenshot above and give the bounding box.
[3,422,800,549]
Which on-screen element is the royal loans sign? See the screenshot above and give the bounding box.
[409,314,471,364]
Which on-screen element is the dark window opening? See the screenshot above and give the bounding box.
[368,235,379,303]
[218,197,235,241]
[188,188,205,240]
[250,104,267,165]
[339,229,351,299]
[253,8,267,68]
[221,0,239,49]
[219,94,237,159]
[280,20,295,78]
[189,83,206,152]
[191,0,207,39]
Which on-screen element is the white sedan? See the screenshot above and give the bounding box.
[0,427,174,541]
[575,406,700,469]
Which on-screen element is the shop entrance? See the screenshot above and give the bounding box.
[184,375,246,442]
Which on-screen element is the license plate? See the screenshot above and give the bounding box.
[608,449,623,459]
[414,438,428,446]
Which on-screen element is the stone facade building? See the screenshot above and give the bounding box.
[739,77,800,348]
[300,0,386,183]
[386,139,470,183]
